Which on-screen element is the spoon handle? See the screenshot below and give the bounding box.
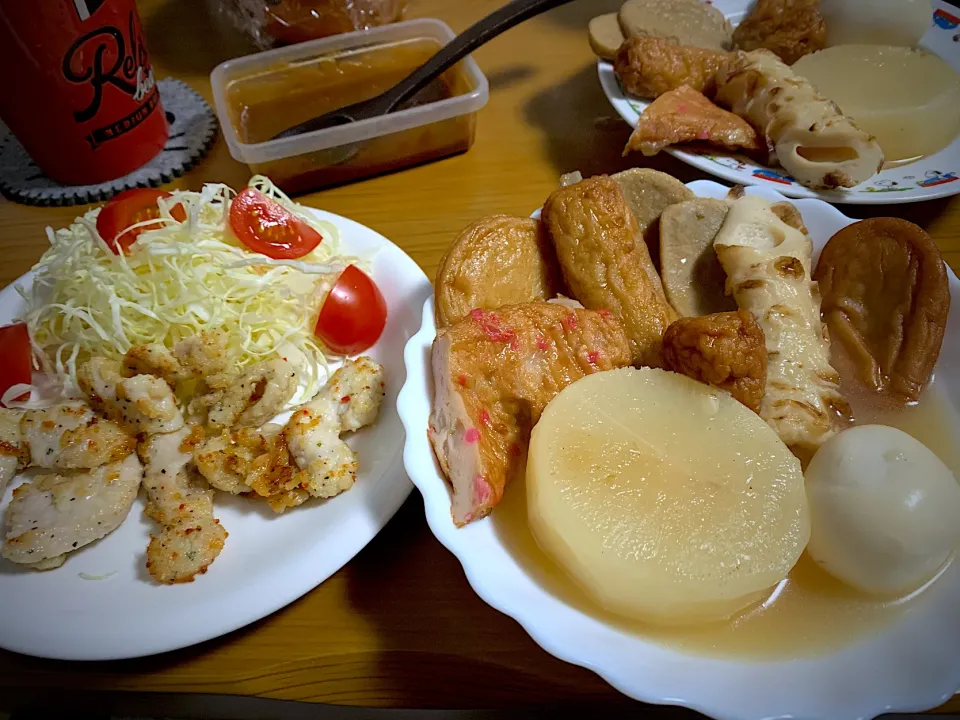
[375,0,580,114]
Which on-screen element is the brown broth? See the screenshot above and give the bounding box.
[492,377,960,659]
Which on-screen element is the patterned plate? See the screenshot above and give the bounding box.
[599,0,960,204]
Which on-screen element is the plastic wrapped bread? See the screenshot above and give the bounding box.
[714,50,884,189]
[714,192,849,461]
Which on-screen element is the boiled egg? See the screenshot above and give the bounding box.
[805,425,960,596]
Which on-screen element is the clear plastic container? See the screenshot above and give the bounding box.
[211,19,489,193]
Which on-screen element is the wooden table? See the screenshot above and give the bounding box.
[1,0,958,713]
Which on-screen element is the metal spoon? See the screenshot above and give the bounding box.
[270,0,579,141]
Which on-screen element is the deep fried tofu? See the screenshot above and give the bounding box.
[614,35,733,99]
[542,176,678,367]
[624,84,762,157]
[429,303,631,526]
[661,310,767,413]
[732,0,826,66]
[435,215,564,328]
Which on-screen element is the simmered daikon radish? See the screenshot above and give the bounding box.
[795,46,960,162]
[820,0,931,47]
[527,367,809,626]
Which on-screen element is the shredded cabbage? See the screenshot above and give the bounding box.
[18,176,362,404]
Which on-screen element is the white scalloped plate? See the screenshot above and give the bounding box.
[0,208,431,661]
[599,0,960,204]
[397,181,960,719]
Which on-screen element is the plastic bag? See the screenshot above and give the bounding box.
[210,0,404,48]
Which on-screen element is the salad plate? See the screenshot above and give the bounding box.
[0,206,431,661]
[397,180,960,720]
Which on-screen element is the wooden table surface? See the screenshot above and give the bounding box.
[1,0,959,713]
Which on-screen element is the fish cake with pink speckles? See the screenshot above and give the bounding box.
[428,302,631,526]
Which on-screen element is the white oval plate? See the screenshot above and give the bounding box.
[398,181,960,720]
[598,0,960,204]
[0,208,432,661]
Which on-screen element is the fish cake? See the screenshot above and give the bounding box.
[435,215,563,328]
[543,176,678,367]
[429,302,631,526]
[618,0,733,50]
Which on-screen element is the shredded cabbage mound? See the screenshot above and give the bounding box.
[18,175,361,404]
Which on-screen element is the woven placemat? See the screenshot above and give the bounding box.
[0,78,218,206]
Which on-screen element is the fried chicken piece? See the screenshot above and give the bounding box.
[207,358,298,430]
[543,176,677,367]
[0,408,27,495]
[1,454,142,568]
[625,84,763,157]
[139,426,227,584]
[662,310,767,413]
[435,216,563,328]
[194,426,275,495]
[614,35,733,99]
[123,331,230,382]
[732,0,825,66]
[283,357,385,504]
[429,303,631,526]
[20,403,135,470]
[79,358,184,434]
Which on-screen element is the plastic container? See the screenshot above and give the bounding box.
[211,19,489,193]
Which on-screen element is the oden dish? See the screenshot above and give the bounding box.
[399,178,960,719]
[597,0,960,204]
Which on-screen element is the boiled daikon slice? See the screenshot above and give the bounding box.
[820,0,932,47]
[527,367,809,626]
[794,46,960,162]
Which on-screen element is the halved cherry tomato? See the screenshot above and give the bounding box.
[96,188,187,254]
[229,188,323,260]
[315,265,387,355]
[0,323,31,406]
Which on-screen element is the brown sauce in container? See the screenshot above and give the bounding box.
[226,37,475,192]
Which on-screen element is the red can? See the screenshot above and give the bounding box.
[0,0,168,185]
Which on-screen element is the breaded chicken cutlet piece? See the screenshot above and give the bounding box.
[0,408,28,495]
[79,358,184,434]
[20,403,135,470]
[2,454,142,568]
[283,356,385,505]
[429,302,631,526]
[194,357,386,513]
[614,35,733,99]
[662,310,767,413]
[542,176,677,367]
[139,426,227,584]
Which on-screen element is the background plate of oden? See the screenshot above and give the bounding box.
[398,180,960,720]
[599,0,960,204]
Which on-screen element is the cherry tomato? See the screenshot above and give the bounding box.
[0,323,31,406]
[96,188,187,254]
[229,188,323,260]
[315,265,387,355]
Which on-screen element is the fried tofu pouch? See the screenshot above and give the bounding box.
[614,35,732,99]
[435,215,563,328]
[714,193,849,460]
[429,303,631,526]
[714,49,884,189]
[543,176,678,367]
